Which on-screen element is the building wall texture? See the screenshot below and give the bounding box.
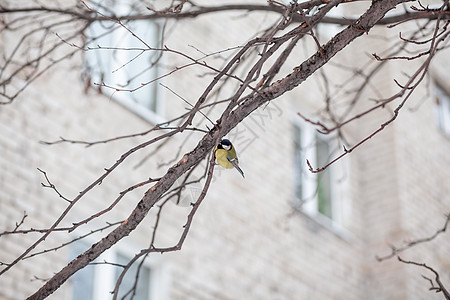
[0,1,449,299]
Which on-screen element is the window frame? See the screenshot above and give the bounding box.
[433,81,450,138]
[84,0,164,124]
[292,118,351,234]
[69,239,168,300]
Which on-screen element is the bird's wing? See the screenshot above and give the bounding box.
[215,149,233,168]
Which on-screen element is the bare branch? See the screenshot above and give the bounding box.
[0,127,182,277]
[398,256,450,299]
[376,214,450,261]
[2,2,447,24]
[304,11,449,173]
[37,168,71,203]
[23,222,123,261]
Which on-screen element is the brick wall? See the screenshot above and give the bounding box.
[0,1,449,299]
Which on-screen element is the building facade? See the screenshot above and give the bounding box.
[0,1,449,299]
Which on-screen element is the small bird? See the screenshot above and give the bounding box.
[214,139,245,178]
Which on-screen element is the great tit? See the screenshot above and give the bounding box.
[214,139,245,178]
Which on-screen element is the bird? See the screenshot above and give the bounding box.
[214,139,245,178]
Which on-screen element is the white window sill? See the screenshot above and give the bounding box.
[114,94,166,125]
[294,204,354,243]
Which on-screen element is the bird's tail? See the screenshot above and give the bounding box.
[230,160,245,178]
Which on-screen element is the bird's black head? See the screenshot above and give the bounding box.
[219,139,232,150]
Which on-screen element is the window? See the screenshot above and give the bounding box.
[69,240,164,300]
[70,241,96,300]
[84,0,162,122]
[434,82,450,137]
[316,135,333,219]
[293,121,348,226]
[114,253,151,300]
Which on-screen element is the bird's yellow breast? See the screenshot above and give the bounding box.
[214,148,234,169]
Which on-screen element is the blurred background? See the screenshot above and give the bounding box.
[0,0,449,299]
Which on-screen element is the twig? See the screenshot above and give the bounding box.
[37,168,71,203]
[13,211,28,232]
[23,221,123,260]
[376,214,450,261]
[398,256,450,299]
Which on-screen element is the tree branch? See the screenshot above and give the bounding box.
[1,2,448,24]
[376,214,450,261]
[398,256,450,299]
